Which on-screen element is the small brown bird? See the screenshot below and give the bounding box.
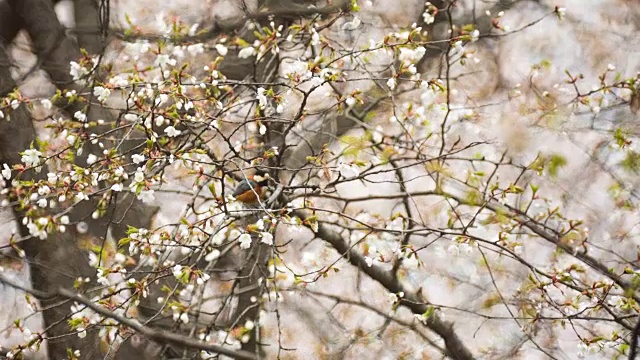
[233,170,270,204]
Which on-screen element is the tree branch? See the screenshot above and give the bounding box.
[292,208,475,360]
[0,274,258,360]
[629,315,640,359]
[444,191,640,304]
[112,0,350,43]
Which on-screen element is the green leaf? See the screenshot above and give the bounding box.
[118,237,131,247]
[126,225,139,235]
[619,343,629,355]
[465,189,483,205]
[422,305,435,319]
[621,151,640,173]
[124,13,134,26]
[530,183,539,194]
[614,128,630,148]
[340,135,366,157]
[548,154,567,178]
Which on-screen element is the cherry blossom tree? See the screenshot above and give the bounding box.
[1,0,640,359]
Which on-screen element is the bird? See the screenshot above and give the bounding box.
[233,170,270,204]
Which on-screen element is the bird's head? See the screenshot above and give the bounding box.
[252,170,270,186]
